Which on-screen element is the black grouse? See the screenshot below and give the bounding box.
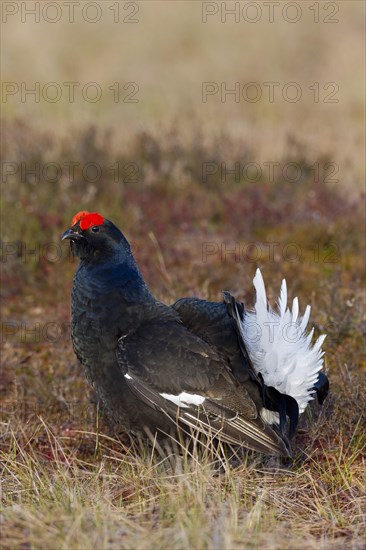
[62,211,329,457]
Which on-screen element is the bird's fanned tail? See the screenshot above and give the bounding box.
[223,290,299,441]
[242,268,327,414]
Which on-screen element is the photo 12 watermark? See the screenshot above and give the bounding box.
[201,161,339,185]
[202,82,339,104]
[1,321,72,344]
[201,241,341,264]
[0,317,341,347]
[1,1,140,24]
[2,81,140,104]
[201,2,340,24]
[0,240,141,265]
[1,160,141,185]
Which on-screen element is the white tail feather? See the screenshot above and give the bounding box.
[243,269,326,413]
[278,279,287,317]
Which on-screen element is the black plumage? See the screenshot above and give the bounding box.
[62,212,328,457]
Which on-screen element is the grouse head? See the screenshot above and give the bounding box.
[61,211,131,263]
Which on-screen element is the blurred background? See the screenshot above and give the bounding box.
[1,0,365,458]
[2,1,365,175]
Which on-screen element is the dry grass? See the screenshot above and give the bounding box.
[1,2,366,548]
[1,409,365,550]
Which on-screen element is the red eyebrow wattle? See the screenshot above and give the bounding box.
[70,211,105,230]
[79,213,105,230]
[71,211,89,226]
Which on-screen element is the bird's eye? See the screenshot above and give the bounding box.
[91,226,99,232]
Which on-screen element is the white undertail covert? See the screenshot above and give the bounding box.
[242,269,326,413]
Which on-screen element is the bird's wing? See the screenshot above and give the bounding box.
[172,297,239,352]
[116,315,291,457]
[172,295,299,441]
[172,297,258,385]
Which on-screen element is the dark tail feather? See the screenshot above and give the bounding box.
[313,371,329,405]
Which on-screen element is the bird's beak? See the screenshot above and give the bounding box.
[61,227,84,241]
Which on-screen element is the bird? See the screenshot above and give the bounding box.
[61,211,329,457]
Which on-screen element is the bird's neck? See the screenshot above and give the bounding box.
[72,255,154,367]
[77,253,155,305]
